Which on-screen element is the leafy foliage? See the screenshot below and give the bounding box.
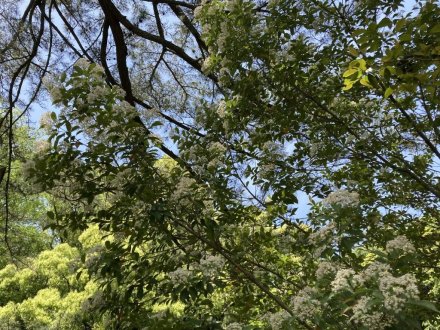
[0,0,439,329]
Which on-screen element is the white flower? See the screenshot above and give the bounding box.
[291,287,321,321]
[309,222,336,246]
[198,254,226,277]
[75,57,90,69]
[49,87,63,103]
[113,100,136,116]
[309,142,322,158]
[194,5,203,19]
[386,235,415,255]
[201,56,214,73]
[351,297,393,329]
[315,261,337,280]
[264,310,290,330]
[35,140,50,154]
[208,142,226,154]
[224,322,243,330]
[331,269,355,292]
[217,100,227,118]
[112,86,126,99]
[168,267,192,284]
[379,273,419,312]
[323,189,360,207]
[39,111,54,129]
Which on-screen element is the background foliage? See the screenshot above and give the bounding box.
[0,0,439,328]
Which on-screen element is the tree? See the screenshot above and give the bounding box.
[1,0,440,328]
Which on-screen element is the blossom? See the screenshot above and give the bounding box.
[39,111,54,129]
[308,222,336,246]
[111,86,126,99]
[193,5,203,19]
[224,322,243,330]
[168,267,192,284]
[264,310,290,330]
[351,297,393,329]
[291,287,321,321]
[379,273,419,312]
[208,142,226,154]
[331,269,355,292]
[49,87,63,104]
[198,254,226,277]
[201,56,214,73]
[323,189,360,207]
[217,100,227,118]
[385,235,415,255]
[35,140,50,154]
[113,100,136,116]
[315,261,337,280]
[75,57,90,69]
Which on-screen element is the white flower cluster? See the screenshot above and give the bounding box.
[113,100,136,116]
[262,141,285,159]
[198,254,226,277]
[264,310,290,330]
[43,75,63,103]
[87,86,108,104]
[111,86,126,99]
[35,140,50,154]
[201,56,215,74]
[308,222,336,246]
[315,261,337,280]
[193,5,203,19]
[168,267,192,284]
[309,142,323,158]
[217,22,229,52]
[352,262,391,286]
[331,269,356,292]
[39,111,54,130]
[323,189,360,207]
[208,142,227,155]
[291,287,321,321]
[385,235,416,255]
[75,57,91,69]
[351,297,393,330]
[331,261,420,322]
[171,177,198,205]
[379,273,419,312]
[74,58,105,78]
[224,322,243,330]
[216,100,227,118]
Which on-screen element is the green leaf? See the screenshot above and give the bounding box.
[430,24,440,33]
[343,68,359,78]
[359,76,373,88]
[384,87,393,98]
[395,18,407,32]
[409,300,439,313]
[342,81,353,91]
[378,17,392,28]
[349,59,367,71]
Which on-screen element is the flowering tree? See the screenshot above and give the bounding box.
[0,0,440,328]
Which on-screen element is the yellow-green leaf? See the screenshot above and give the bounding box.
[349,59,367,71]
[342,80,354,91]
[384,87,394,98]
[359,76,373,88]
[343,68,359,77]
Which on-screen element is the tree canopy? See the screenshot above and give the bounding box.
[0,0,440,328]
